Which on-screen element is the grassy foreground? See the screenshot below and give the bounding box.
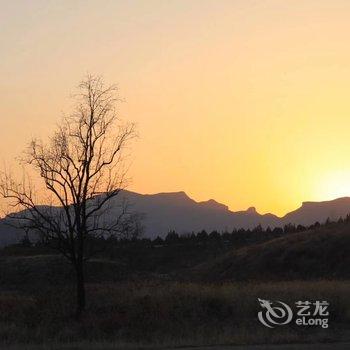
[0,280,348,347]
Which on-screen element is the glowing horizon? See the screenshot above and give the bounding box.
[2,0,350,216]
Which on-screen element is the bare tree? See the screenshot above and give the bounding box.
[0,75,136,318]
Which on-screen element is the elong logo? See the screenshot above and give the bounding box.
[258,299,293,328]
[257,298,329,329]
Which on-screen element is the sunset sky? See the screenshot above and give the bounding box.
[2,0,350,216]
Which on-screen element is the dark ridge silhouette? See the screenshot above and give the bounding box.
[1,190,350,244]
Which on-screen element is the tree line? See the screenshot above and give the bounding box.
[25,213,347,250]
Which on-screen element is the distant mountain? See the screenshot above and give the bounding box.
[281,197,350,226]
[103,191,280,239]
[109,191,350,238]
[1,191,350,244]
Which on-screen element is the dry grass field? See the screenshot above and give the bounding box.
[0,223,349,347]
[0,280,348,347]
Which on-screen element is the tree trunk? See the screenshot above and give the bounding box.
[75,258,86,319]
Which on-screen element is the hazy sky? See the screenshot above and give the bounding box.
[2,0,350,216]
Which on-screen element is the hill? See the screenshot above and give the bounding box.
[2,220,349,284]
[193,222,350,281]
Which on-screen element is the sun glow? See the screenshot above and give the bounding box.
[317,171,350,201]
[3,1,350,216]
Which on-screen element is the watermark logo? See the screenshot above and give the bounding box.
[257,299,329,329]
[258,298,293,328]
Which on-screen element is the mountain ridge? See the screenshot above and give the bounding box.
[108,190,350,237]
[1,190,350,243]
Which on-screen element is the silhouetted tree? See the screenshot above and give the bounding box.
[153,236,164,245]
[272,227,283,235]
[119,212,145,241]
[189,232,197,241]
[314,221,321,228]
[222,231,231,242]
[209,230,221,240]
[252,224,263,233]
[165,230,180,243]
[325,217,332,226]
[197,230,208,241]
[283,223,296,233]
[0,75,136,318]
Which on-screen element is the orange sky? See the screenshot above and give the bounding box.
[2,0,350,216]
